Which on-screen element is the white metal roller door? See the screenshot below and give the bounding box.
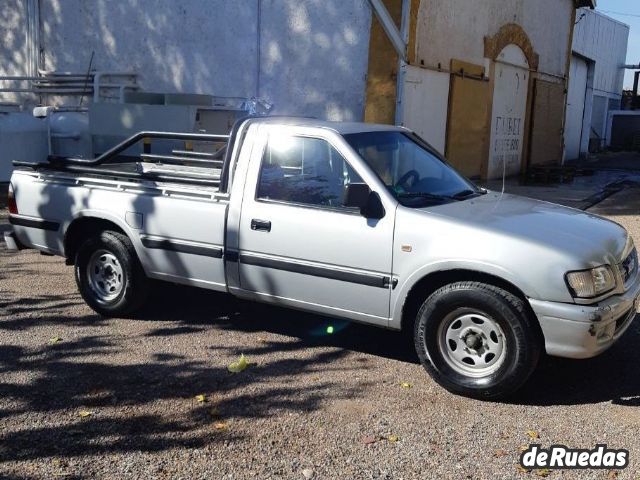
[564,55,588,161]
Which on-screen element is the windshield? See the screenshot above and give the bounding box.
[344,131,481,206]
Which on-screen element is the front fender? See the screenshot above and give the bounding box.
[389,259,541,329]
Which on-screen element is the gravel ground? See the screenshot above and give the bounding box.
[2,192,640,480]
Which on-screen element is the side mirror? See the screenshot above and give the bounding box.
[344,183,386,220]
[344,183,370,208]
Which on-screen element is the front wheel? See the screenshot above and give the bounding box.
[75,230,149,317]
[414,281,541,400]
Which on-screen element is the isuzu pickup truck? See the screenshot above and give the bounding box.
[5,117,639,399]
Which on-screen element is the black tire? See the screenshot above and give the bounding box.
[414,281,541,400]
[74,230,149,317]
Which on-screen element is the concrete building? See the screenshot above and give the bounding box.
[366,0,596,179]
[566,8,630,159]
[0,0,597,181]
[0,0,373,120]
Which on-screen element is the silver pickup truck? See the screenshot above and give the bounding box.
[5,117,639,399]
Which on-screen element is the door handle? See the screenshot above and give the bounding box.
[251,219,272,232]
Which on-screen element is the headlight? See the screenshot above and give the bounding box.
[566,266,617,299]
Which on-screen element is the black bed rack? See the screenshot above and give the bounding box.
[13,130,232,189]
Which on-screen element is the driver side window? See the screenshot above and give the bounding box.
[257,135,363,209]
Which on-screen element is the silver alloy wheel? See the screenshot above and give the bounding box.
[437,310,507,377]
[87,249,124,302]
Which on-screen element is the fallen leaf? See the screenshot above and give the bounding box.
[195,394,207,403]
[362,435,378,445]
[78,410,93,418]
[49,336,62,344]
[400,382,412,389]
[536,469,551,478]
[516,465,531,474]
[526,430,539,439]
[228,354,249,373]
[494,448,508,457]
[387,435,399,443]
[214,422,228,431]
[607,471,619,480]
[518,445,530,453]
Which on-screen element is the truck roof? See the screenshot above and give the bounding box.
[251,116,405,135]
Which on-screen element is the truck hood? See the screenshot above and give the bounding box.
[421,191,629,266]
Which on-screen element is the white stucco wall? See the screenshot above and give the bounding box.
[0,0,30,104]
[414,0,574,78]
[0,0,372,121]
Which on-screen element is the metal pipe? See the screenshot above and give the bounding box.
[633,72,640,110]
[34,0,41,75]
[57,131,230,166]
[94,72,138,103]
[622,64,640,69]
[0,88,40,93]
[39,69,135,77]
[172,150,217,158]
[173,148,228,160]
[12,161,221,187]
[394,0,411,125]
[367,0,407,62]
[140,153,224,166]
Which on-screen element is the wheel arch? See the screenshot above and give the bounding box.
[64,213,136,265]
[398,269,543,341]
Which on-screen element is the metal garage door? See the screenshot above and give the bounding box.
[564,55,588,161]
[402,66,450,154]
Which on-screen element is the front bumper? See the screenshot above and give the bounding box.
[3,229,25,251]
[529,272,640,359]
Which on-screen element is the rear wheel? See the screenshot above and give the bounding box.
[414,281,541,400]
[75,230,149,317]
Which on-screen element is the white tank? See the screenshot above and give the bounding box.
[48,110,92,159]
[0,111,48,182]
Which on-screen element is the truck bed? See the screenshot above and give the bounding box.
[10,165,230,291]
[12,129,233,190]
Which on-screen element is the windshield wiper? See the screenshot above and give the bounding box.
[397,192,453,201]
[451,189,478,200]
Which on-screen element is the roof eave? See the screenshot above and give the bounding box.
[575,0,596,9]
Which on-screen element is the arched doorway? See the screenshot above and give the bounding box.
[488,44,530,179]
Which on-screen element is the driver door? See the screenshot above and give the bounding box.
[236,126,395,325]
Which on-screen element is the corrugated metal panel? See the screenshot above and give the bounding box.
[572,8,629,96]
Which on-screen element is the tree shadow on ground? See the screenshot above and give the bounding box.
[139,282,418,365]
[139,283,640,408]
[0,320,364,463]
[510,315,640,407]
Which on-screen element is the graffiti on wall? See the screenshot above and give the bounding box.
[492,115,523,175]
